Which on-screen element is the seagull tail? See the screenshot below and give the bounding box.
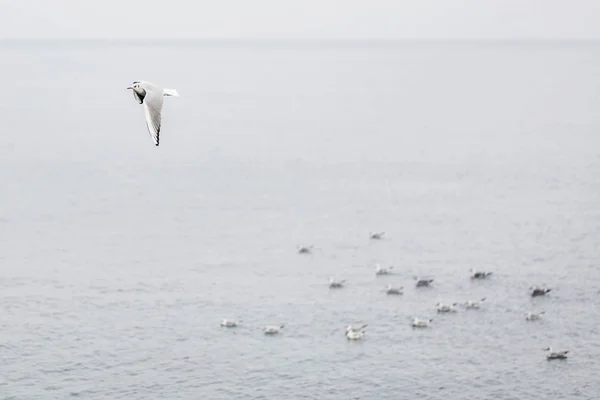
[163,88,180,97]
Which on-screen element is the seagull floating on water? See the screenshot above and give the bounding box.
[264,325,285,335]
[329,278,346,288]
[525,311,545,321]
[469,268,493,279]
[411,317,433,328]
[464,298,486,309]
[530,286,552,297]
[220,319,241,327]
[370,232,385,240]
[346,329,366,340]
[385,284,403,295]
[375,264,393,276]
[543,347,569,360]
[414,277,434,287]
[127,81,179,146]
[297,245,313,254]
[436,302,458,313]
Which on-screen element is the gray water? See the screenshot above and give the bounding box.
[1,40,600,399]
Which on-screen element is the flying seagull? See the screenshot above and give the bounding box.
[127,81,179,146]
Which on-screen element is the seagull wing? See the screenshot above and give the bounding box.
[142,87,164,146]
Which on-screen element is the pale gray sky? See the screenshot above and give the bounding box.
[0,0,598,40]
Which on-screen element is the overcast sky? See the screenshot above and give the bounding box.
[0,0,598,40]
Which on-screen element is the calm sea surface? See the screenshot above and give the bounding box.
[1,40,600,399]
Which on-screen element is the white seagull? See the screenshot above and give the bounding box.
[436,302,458,313]
[263,325,285,335]
[525,311,545,321]
[385,284,403,295]
[375,264,393,276]
[127,80,180,146]
[411,317,433,328]
[469,268,493,279]
[464,298,487,309]
[346,329,366,340]
[543,347,569,360]
[414,276,434,287]
[220,319,241,327]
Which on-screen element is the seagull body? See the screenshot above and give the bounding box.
[385,284,403,295]
[127,81,179,146]
[370,232,385,240]
[530,286,552,297]
[436,302,458,313]
[346,329,365,340]
[375,264,393,276]
[543,347,569,360]
[411,317,433,328]
[414,277,434,287]
[297,245,313,254]
[525,311,545,321]
[264,325,285,335]
[470,269,493,279]
[220,319,241,327]
[464,298,486,309]
[329,278,346,288]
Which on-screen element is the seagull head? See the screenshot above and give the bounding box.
[127,81,142,90]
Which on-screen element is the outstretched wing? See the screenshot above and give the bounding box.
[142,88,164,146]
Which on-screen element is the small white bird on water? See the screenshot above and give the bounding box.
[411,317,433,328]
[414,276,434,287]
[530,286,552,297]
[543,347,569,360]
[375,264,393,276]
[469,268,493,279]
[385,284,403,295]
[264,325,285,335]
[464,298,487,309]
[436,302,458,313]
[220,319,241,327]
[127,81,180,146]
[525,311,545,321]
[345,324,367,340]
[346,329,366,340]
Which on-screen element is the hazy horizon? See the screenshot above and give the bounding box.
[2,37,600,44]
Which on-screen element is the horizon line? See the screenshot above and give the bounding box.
[1,37,599,43]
